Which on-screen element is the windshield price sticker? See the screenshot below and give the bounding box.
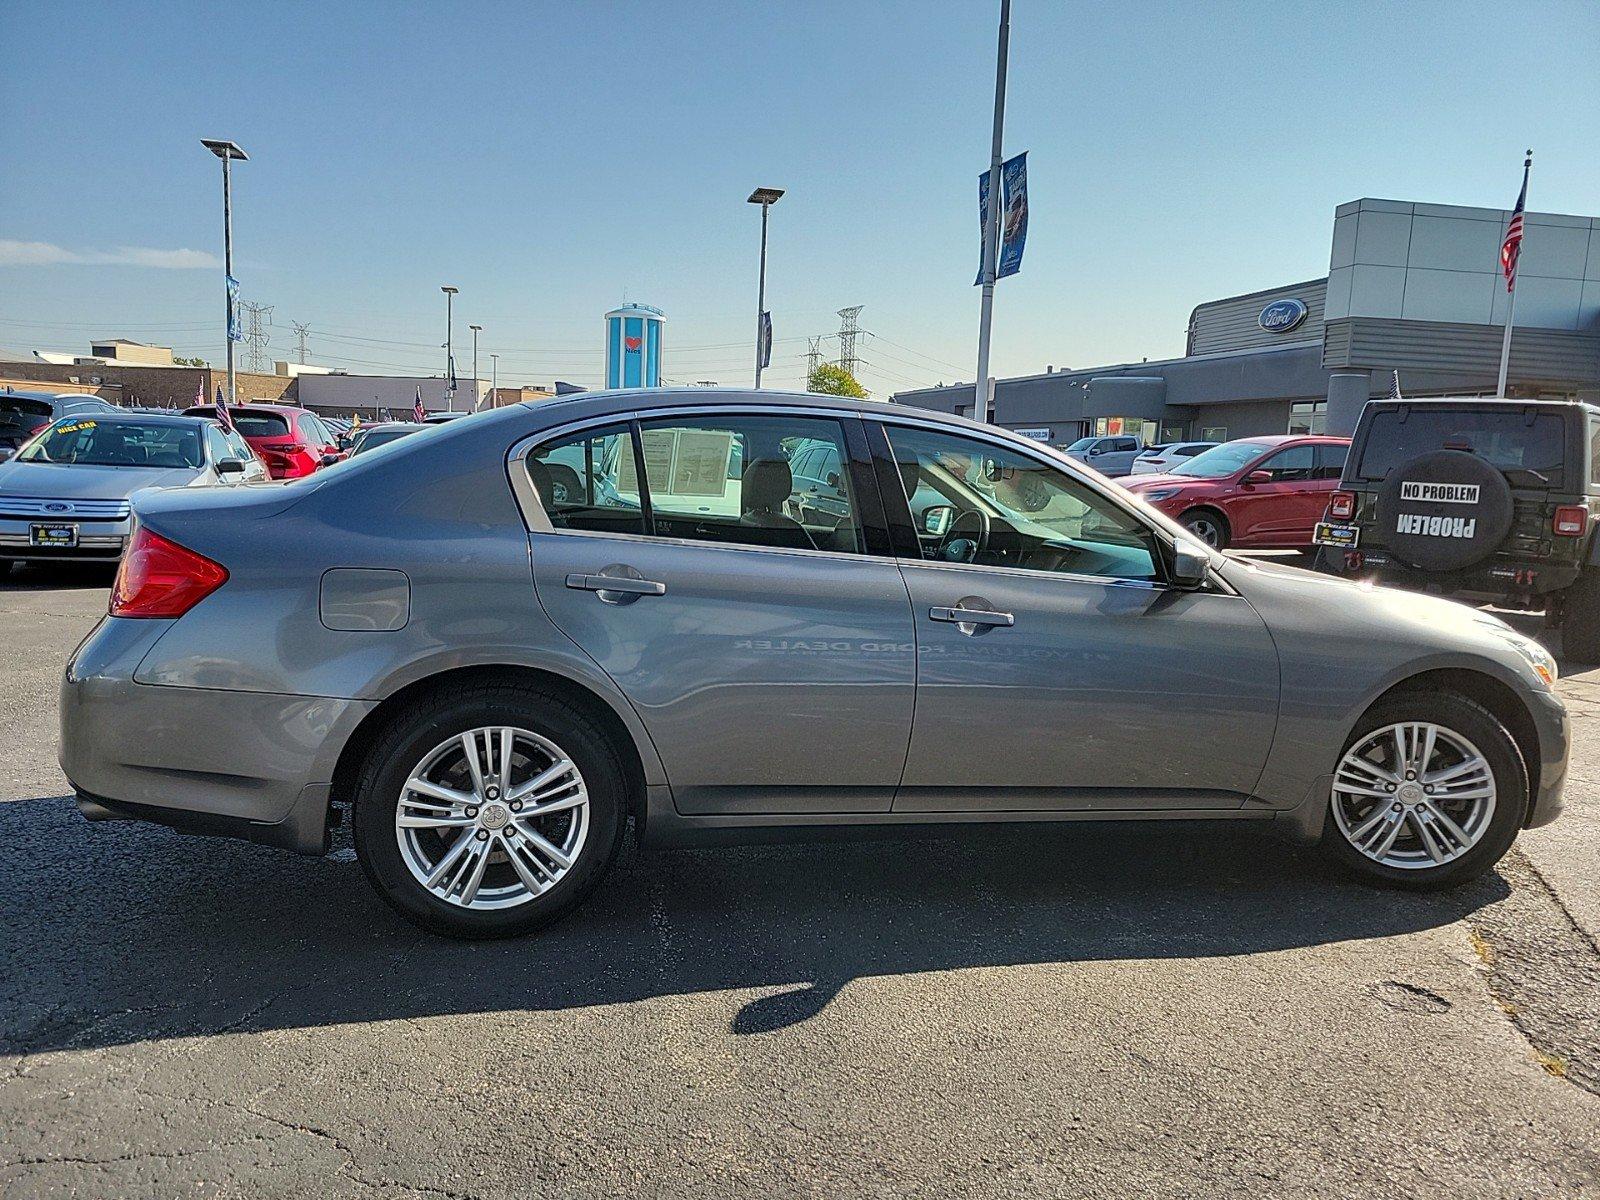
[1400,481,1479,504]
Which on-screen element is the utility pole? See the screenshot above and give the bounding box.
[747,187,785,388]
[489,353,499,409]
[836,306,864,378]
[200,138,248,404]
[291,321,311,364]
[973,0,1010,424]
[441,286,458,411]
[469,324,482,409]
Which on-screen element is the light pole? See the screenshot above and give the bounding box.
[489,353,499,409]
[441,286,458,411]
[469,324,482,409]
[747,187,784,388]
[973,0,1010,424]
[201,138,248,405]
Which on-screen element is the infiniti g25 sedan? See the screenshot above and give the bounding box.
[61,391,1569,937]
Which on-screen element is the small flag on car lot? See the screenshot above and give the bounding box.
[1388,370,1403,400]
[413,386,426,423]
[214,385,234,433]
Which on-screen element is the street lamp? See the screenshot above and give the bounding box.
[469,324,482,409]
[489,353,499,409]
[747,187,784,388]
[201,138,248,405]
[441,286,458,411]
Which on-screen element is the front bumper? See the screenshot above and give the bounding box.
[1526,687,1570,829]
[60,617,374,855]
[0,515,129,562]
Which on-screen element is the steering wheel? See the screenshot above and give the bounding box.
[937,508,991,563]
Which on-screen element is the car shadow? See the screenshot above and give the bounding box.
[0,560,117,590]
[0,793,1509,1054]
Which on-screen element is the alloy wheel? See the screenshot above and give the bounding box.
[395,726,589,909]
[1184,515,1223,548]
[1330,721,1496,870]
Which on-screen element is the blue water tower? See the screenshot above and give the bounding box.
[605,303,665,389]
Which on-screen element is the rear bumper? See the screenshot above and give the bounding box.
[60,617,373,856]
[1314,546,1582,604]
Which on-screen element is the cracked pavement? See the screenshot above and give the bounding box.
[2,564,1599,1198]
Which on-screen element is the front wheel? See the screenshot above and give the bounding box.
[353,682,627,938]
[1322,693,1526,889]
[1179,508,1229,551]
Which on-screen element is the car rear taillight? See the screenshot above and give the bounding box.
[1553,505,1588,536]
[263,441,306,454]
[1329,490,1356,520]
[110,528,229,618]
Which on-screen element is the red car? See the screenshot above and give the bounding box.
[1121,434,1350,550]
[183,403,345,480]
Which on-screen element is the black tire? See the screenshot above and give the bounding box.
[353,680,628,938]
[1179,507,1230,551]
[1558,569,1600,665]
[1321,692,1527,890]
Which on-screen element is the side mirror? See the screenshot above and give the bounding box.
[319,454,342,468]
[825,471,841,489]
[1088,446,1103,456]
[922,504,954,536]
[1243,470,1272,486]
[1171,538,1211,589]
[216,458,246,476]
[0,446,13,464]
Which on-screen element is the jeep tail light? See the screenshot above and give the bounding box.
[1553,505,1588,537]
[1329,490,1356,520]
[110,528,229,618]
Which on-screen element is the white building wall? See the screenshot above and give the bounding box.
[295,374,489,415]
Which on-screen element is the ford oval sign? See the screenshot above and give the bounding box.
[44,502,73,514]
[1259,298,1309,333]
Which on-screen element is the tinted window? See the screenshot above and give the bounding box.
[1355,408,1566,486]
[1174,443,1210,458]
[231,411,290,438]
[633,414,863,555]
[529,424,646,535]
[1256,444,1314,482]
[1113,438,1138,452]
[1314,443,1348,480]
[18,418,203,468]
[885,425,1159,581]
[0,397,52,437]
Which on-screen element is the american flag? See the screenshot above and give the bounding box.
[413,386,426,423]
[1501,151,1532,293]
[193,378,206,409]
[214,384,234,433]
[1387,370,1403,400]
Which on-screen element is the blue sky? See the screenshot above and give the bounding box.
[3,1,1597,393]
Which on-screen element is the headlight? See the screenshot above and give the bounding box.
[1500,629,1558,687]
[1142,488,1181,502]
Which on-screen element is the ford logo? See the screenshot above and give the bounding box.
[44,502,73,514]
[1259,298,1309,333]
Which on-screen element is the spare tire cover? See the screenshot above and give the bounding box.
[1376,449,1513,571]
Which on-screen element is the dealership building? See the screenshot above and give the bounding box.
[893,197,1600,446]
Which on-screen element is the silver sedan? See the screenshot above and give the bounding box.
[0,413,267,570]
[59,390,1569,937]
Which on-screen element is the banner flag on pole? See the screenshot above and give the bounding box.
[976,151,1029,284]
[226,275,243,341]
[758,312,773,370]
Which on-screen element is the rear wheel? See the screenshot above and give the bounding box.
[1322,693,1525,889]
[1179,508,1229,550]
[1558,569,1600,664]
[353,681,627,938]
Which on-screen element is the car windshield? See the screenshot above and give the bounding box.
[1354,408,1566,486]
[351,427,418,454]
[1065,437,1096,452]
[1170,441,1268,478]
[17,418,203,468]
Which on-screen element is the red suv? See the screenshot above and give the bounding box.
[183,403,344,480]
[1121,435,1350,550]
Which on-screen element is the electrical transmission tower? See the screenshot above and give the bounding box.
[291,321,311,364]
[240,301,274,372]
[836,306,864,378]
[805,336,824,384]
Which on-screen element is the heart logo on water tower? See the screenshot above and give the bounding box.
[625,336,642,352]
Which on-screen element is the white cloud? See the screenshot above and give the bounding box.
[0,239,222,269]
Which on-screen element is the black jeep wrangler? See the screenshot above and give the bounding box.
[1314,397,1600,662]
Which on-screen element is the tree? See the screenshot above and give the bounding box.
[807,362,867,398]
[174,355,209,367]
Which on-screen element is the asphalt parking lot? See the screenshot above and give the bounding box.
[3,560,1599,1199]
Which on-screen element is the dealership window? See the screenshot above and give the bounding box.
[1201,425,1227,441]
[1288,400,1326,435]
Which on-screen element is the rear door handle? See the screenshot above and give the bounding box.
[929,606,1013,627]
[565,573,666,596]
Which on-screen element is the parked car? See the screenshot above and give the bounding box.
[1129,441,1217,475]
[349,423,423,455]
[0,413,265,572]
[183,403,344,479]
[1063,434,1145,477]
[62,390,1566,938]
[1122,435,1350,550]
[1313,397,1600,663]
[0,389,119,457]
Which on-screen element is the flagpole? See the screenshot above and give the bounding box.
[972,0,1010,426]
[1496,150,1532,398]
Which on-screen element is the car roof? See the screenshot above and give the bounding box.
[0,389,112,403]
[1362,395,1600,415]
[1232,434,1350,447]
[187,402,305,415]
[54,411,211,428]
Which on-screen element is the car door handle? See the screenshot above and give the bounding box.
[565,573,666,596]
[929,605,1013,627]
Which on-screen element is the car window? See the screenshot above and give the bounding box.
[528,424,647,536]
[1113,438,1138,452]
[885,425,1159,581]
[227,411,290,439]
[300,414,332,445]
[203,425,232,466]
[632,414,863,555]
[226,430,254,461]
[1171,441,1266,479]
[18,418,203,469]
[1314,443,1348,480]
[1255,444,1315,482]
[1590,417,1600,487]
[1175,443,1209,458]
[1354,408,1565,487]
